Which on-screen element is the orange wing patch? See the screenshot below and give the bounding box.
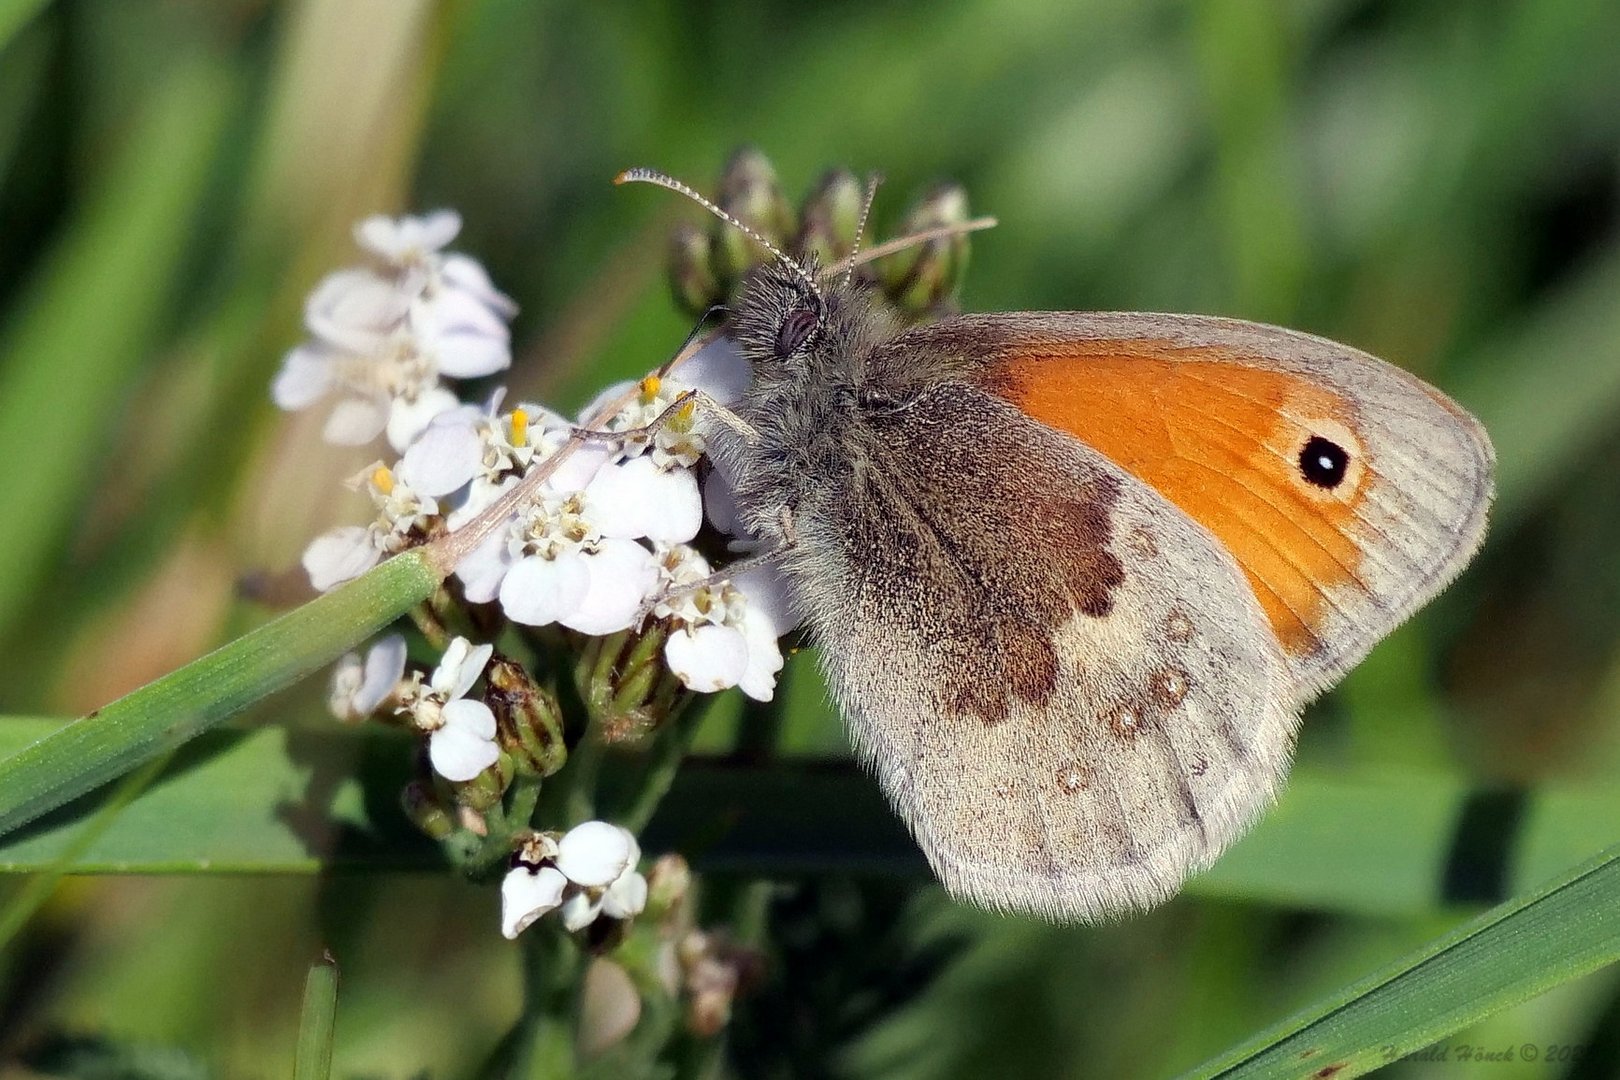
[987,342,1370,658]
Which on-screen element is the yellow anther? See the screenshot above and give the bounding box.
[676,398,697,423]
[371,466,396,495]
[510,407,529,448]
[639,374,662,399]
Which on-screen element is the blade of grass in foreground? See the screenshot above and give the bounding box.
[1179,844,1620,1079]
[295,954,339,1080]
[0,551,440,840]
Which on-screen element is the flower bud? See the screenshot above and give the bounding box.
[486,657,568,777]
[645,853,692,920]
[795,168,863,270]
[712,147,795,286]
[401,781,454,840]
[668,221,722,318]
[877,182,972,316]
[581,623,687,746]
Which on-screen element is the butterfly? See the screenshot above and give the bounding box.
[621,168,1495,921]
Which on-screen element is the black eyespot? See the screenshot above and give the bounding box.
[774,306,819,358]
[1298,435,1349,488]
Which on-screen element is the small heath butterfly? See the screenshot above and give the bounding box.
[621,168,1495,921]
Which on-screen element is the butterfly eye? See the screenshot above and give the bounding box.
[774,306,819,358]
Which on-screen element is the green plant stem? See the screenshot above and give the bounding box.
[620,695,706,834]
[507,775,543,833]
[0,550,442,841]
[507,927,581,1080]
[294,954,339,1080]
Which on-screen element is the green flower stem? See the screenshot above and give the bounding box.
[0,549,443,841]
[510,926,581,1080]
[507,774,543,834]
[620,692,706,834]
[563,728,606,826]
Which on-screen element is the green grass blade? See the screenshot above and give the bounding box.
[294,954,339,1080]
[0,0,48,54]
[0,752,168,952]
[1179,846,1620,1079]
[0,56,235,639]
[1,715,1615,923]
[0,551,439,841]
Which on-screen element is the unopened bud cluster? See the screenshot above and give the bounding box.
[668,146,976,321]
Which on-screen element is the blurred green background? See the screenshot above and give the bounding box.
[2,0,1619,1076]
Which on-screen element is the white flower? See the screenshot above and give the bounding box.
[303,525,384,592]
[499,822,649,939]
[272,211,517,452]
[501,864,568,939]
[655,546,788,701]
[302,465,440,592]
[582,455,703,543]
[463,475,661,634]
[328,634,408,722]
[556,821,639,887]
[354,210,464,268]
[399,400,579,499]
[400,636,499,782]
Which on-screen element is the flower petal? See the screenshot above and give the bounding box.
[432,636,472,695]
[501,865,567,939]
[546,443,612,494]
[305,268,409,350]
[271,346,334,410]
[601,871,649,920]
[559,889,605,932]
[736,610,786,703]
[702,469,741,535]
[428,722,499,782]
[417,286,510,344]
[387,386,461,453]
[664,623,748,693]
[500,552,592,627]
[575,380,638,426]
[557,821,636,887]
[432,327,511,379]
[455,530,514,603]
[323,396,389,445]
[355,210,462,263]
[327,653,363,721]
[442,697,496,739]
[354,634,408,715]
[677,336,751,404]
[397,412,485,497]
[303,526,382,591]
[442,253,518,317]
[562,539,657,636]
[447,644,494,701]
[732,563,802,635]
[584,457,702,543]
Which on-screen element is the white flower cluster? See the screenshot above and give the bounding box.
[328,633,500,782]
[296,213,794,705]
[273,211,516,451]
[501,822,649,938]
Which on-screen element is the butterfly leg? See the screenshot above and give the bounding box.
[635,525,797,627]
[572,388,761,448]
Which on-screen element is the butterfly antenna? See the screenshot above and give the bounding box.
[616,167,824,307]
[839,172,883,291]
